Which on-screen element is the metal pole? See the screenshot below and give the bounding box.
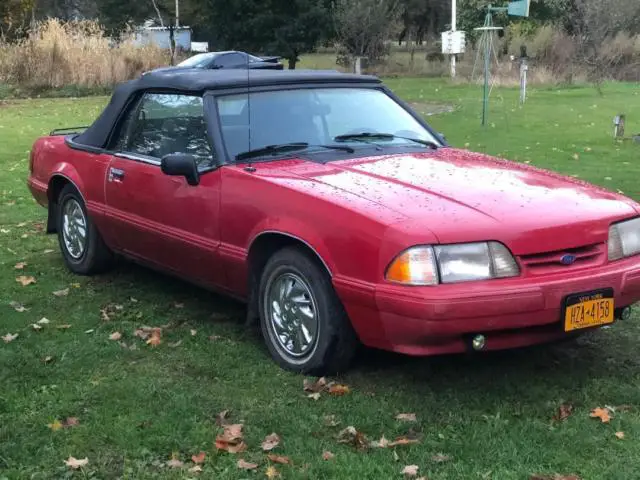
[175,0,180,27]
[481,11,490,126]
[519,58,528,105]
[451,0,457,78]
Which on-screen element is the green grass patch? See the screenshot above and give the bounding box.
[2,82,640,479]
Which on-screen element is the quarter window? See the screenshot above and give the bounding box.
[114,93,215,170]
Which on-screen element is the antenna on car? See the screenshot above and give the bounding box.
[244,50,254,172]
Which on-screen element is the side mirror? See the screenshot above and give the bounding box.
[161,153,200,186]
[438,132,447,143]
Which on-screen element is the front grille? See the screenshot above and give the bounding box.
[519,243,606,274]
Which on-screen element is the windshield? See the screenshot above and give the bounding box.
[216,88,440,160]
[177,53,213,68]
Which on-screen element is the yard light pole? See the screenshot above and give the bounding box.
[175,0,180,27]
[451,0,457,78]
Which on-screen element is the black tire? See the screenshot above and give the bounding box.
[56,184,113,275]
[259,246,358,375]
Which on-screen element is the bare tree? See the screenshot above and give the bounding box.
[570,0,640,89]
[333,0,403,72]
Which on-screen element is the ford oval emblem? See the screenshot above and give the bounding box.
[561,254,577,265]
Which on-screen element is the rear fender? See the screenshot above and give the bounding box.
[46,166,87,234]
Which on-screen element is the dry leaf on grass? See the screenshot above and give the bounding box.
[324,414,340,427]
[216,423,247,453]
[168,340,182,348]
[401,465,419,477]
[2,333,18,343]
[190,329,197,336]
[553,404,573,422]
[266,454,290,465]
[64,457,89,469]
[56,324,71,329]
[329,384,350,396]
[370,436,390,448]
[9,301,28,312]
[174,302,184,308]
[337,426,368,450]
[615,431,625,439]
[307,392,321,401]
[43,355,54,364]
[322,451,335,461]
[48,419,63,431]
[431,453,451,463]
[14,262,27,269]
[53,288,69,297]
[146,328,162,346]
[395,413,417,422]
[191,451,206,464]
[188,465,203,473]
[109,332,122,341]
[266,465,280,478]
[37,317,50,325]
[166,458,184,468]
[16,275,36,286]
[237,459,258,470]
[31,324,43,331]
[389,437,420,447]
[262,433,281,451]
[303,377,327,393]
[64,417,79,427]
[590,407,612,423]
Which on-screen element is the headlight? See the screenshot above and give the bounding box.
[385,242,519,286]
[608,218,640,261]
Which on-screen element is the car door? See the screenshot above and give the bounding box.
[103,92,224,287]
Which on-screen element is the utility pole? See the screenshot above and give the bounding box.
[175,0,180,27]
[451,0,456,78]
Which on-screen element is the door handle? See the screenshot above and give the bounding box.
[109,167,125,182]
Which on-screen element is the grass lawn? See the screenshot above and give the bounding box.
[2,80,640,479]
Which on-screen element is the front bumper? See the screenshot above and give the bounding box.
[334,256,640,355]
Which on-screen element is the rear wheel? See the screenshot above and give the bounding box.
[56,184,113,275]
[259,247,358,375]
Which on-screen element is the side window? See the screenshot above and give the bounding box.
[113,93,215,170]
[216,53,244,68]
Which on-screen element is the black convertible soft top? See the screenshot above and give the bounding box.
[72,69,381,149]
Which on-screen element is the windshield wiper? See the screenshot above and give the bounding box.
[235,142,355,162]
[334,132,439,149]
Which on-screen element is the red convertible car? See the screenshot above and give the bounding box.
[27,69,640,374]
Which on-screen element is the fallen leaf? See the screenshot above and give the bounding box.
[215,409,230,426]
[324,414,340,427]
[389,437,420,447]
[84,329,94,334]
[2,333,18,343]
[266,454,290,465]
[401,465,419,477]
[307,392,321,401]
[329,384,350,396]
[64,457,89,469]
[9,301,28,312]
[174,302,184,308]
[0,228,9,233]
[615,431,625,439]
[14,262,27,269]
[262,432,281,451]
[190,329,197,336]
[370,435,390,448]
[188,465,203,473]
[64,417,79,427]
[31,323,43,331]
[43,355,54,364]
[266,465,280,478]
[48,419,63,431]
[16,275,36,286]
[393,450,400,462]
[168,340,182,348]
[216,423,247,453]
[337,426,368,450]
[431,453,451,463]
[303,377,327,393]
[191,451,206,464]
[56,324,71,329]
[37,317,50,324]
[53,288,69,297]
[166,458,184,468]
[43,249,54,254]
[395,413,417,422]
[553,404,573,422]
[322,451,335,461]
[146,328,162,347]
[237,459,258,470]
[590,407,612,423]
[209,335,221,341]
[109,331,122,341]
[100,308,110,321]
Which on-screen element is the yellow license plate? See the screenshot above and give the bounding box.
[564,290,614,332]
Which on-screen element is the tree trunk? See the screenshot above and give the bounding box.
[169,24,176,66]
[288,56,298,69]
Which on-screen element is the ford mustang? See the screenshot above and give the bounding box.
[27,69,640,374]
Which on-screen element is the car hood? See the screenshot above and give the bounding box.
[277,148,639,255]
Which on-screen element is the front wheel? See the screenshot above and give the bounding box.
[56,184,113,275]
[259,247,358,375]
